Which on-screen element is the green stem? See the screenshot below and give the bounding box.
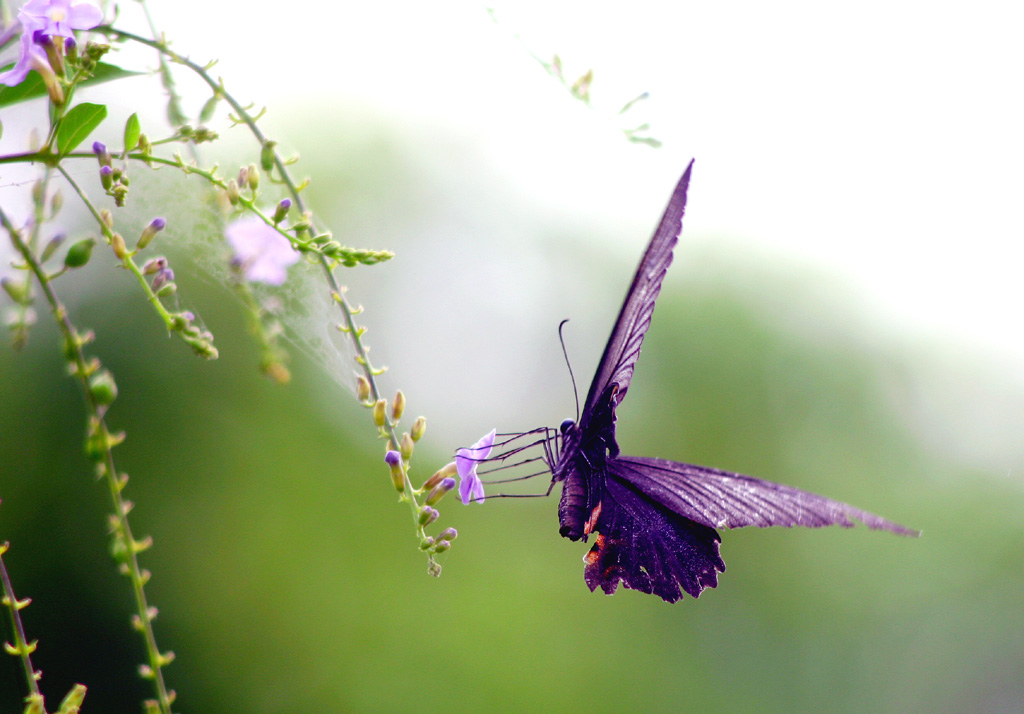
[1,208,176,714]
[0,544,42,703]
[103,23,436,564]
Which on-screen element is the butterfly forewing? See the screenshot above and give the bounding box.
[581,161,694,422]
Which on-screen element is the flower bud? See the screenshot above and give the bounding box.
[41,232,66,262]
[99,165,114,190]
[237,166,248,188]
[419,536,435,551]
[422,462,457,491]
[356,375,371,403]
[50,190,63,217]
[246,164,260,190]
[436,527,458,541]
[433,539,451,554]
[89,369,118,405]
[391,390,406,421]
[418,506,439,526]
[110,233,127,260]
[137,133,151,155]
[64,238,96,268]
[372,399,387,427]
[64,36,78,58]
[136,218,166,250]
[400,432,414,461]
[93,141,111,167]
[272,198,291,224]
[57,684,86,714]
[142,257,167,275]
[226,179,240,205]
[384,450,404,492]
[41,33,65,77]
[151,267,174,292]
[260,141,277,172]
[1,277,27,303]
[100,209,113,229]
[425,477,457,506]
[411,416,426,442]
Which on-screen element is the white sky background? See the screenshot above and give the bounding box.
[140,0,1022,361]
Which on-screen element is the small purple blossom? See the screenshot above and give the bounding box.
[18,0,103,39]
[0,0,102,86]
[456,428,495,505]
[384,450,402,467]
[225,216,299,286]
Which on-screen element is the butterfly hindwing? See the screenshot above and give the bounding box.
[584,466,725,603]
[611,456,918,535]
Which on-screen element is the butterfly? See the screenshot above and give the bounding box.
[469,159,916,603]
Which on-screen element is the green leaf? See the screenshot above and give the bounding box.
[57,102,107,155]
[123,112,141,151]
[0,62,143,109]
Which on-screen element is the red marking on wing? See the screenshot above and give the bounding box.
[583,500,603,535]
[584,534,606,566]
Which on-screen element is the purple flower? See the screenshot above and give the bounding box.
[18,0,103,39]
[225,216,299,286]
[456,428,495,505]
[0,0,102,87]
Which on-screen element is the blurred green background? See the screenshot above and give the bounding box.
[2,1,1024,711]
[1,138,1022,713]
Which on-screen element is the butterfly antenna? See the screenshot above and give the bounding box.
[558,319,580,422]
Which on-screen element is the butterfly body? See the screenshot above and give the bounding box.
[541,160,915,603]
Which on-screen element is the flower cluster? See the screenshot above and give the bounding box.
[0,0,103,89]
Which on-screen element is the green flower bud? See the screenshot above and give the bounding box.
[142,257,167,275]
[391,390,406,421]
[226,179,240,205]
[1,277,27,303]
[100,209,113,229]
[89,370,118,405]
[372,399,387,427]
[411,416,426,442]
[436,527,458,541]
[50,190,63,216]
[110,233,127,260]
[136,218,166,250]
[433,539,451,554]
[272,198,291,224]
[419,536,435,551]
[260,141,277,172]
[418,506,439,526]
[56,684,87,714]
[64,238,96,268]
[247,164,260,190]
[425,477,456,506]
[400,432,414,461]
[356,375,371,403]
[41,232,66,262]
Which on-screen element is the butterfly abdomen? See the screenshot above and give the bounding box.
[558,467,589,541]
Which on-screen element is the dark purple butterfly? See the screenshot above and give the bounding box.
[467,160,916,603]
